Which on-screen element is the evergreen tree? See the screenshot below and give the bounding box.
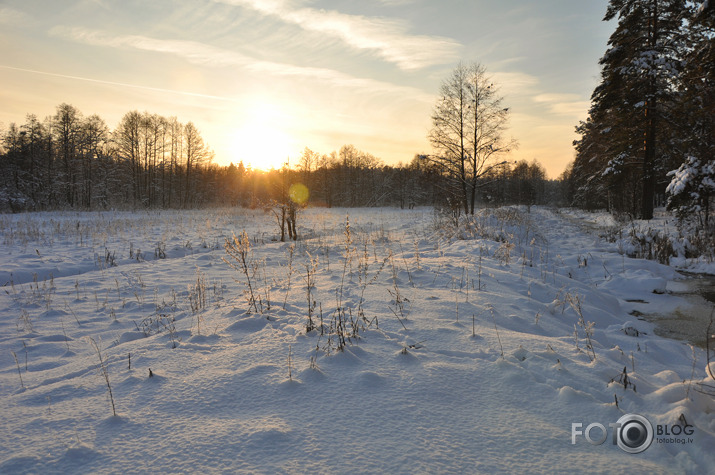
[577,0,689,219]
[666,2,715,229]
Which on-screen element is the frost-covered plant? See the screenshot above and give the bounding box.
[303,252,318,332]
[224,231,262,314]
[134,313,180,347]
[566,292,596,362]
[287,345,293,381]
[398,242,414,287]
[188,268,207,315]
[356,244,388,325]
[414,240,421,270]
[338,215,354,307]
[283,243,295,310]
[609,366,636,393]
[88,337,117,416]
[17,309,34,333]
[154,241,166,259]
[475,247,486,291]
[104,248,117,267]
[11,350,24,389]
[260,258,271,312]
[387,251,408,330]
[320,305,363,354]
[493,238,515,265]
[490,306,504,359]
[685,230,715,263]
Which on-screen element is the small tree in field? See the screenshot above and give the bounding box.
[272,162,308,241]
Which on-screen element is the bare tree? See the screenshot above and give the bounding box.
[114,111,142,206]
[167,117,183,207]
[298,147,315,176]
[183,121,212,207]
[53,103,83,206]
[427,62,516,214]
[82,114,109,207]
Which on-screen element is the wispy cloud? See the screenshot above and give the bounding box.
[51,26,253,67]
[0,6,29,26]
[533,93,589,116]
[489,71,541,101]
[216,0,460,70]
[0,64,242,102]
[533,93,581,103]
[49,26,435,101]
[370,0,419,5]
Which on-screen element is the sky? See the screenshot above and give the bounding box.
[0,0,614,176]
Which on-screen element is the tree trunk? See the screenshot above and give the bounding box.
[642,100,656,220]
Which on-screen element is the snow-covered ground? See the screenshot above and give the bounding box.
[1,206,713,474]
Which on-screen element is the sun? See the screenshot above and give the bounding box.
[228,100,298,170]
[230,124,295,170]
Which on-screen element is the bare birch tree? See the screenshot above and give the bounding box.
[427,62,516,214]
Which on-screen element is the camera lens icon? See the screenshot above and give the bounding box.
[616,414,654,454]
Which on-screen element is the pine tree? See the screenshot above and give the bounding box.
[579,0,689,219]
[666,2,715,229]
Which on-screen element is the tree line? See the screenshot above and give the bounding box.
[1,103,557,213]
[563,0,714,230]
[0,104,214,210]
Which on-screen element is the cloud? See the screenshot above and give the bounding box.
[371,0,418,5]
[51,26,253,67]
[548,101,590,117]
[489,71,540,99]
[216,0,460,70]
[0,64,242,102]
[49,26,435,102]
[0,6,29,26]
[533,93,589,116]
[533,93,581,104]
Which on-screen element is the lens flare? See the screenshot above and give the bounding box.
[289,183,309,205]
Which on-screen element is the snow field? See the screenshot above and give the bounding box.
[0,206,713,474]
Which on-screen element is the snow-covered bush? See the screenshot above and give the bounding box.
[603,224,674,265]
[604,220,714,265]
[434,206,542,247]
[0,187,33,213]
[666,155,715,230]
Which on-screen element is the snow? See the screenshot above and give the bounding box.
[666,157,700,197]
[561,206,715,276]
[1,206,713,473]
[666,156,715,214]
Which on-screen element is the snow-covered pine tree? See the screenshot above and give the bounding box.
[574,0,690,218]
[666,2,715,229]
[666,156,715,227]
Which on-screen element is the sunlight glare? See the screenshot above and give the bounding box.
[230,101,297,170]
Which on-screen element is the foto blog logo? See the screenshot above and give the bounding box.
[572,413,695,454]
[572,414,654,454]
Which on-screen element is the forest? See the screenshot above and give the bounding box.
[0,104,557,213]
[563,0,714,231]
